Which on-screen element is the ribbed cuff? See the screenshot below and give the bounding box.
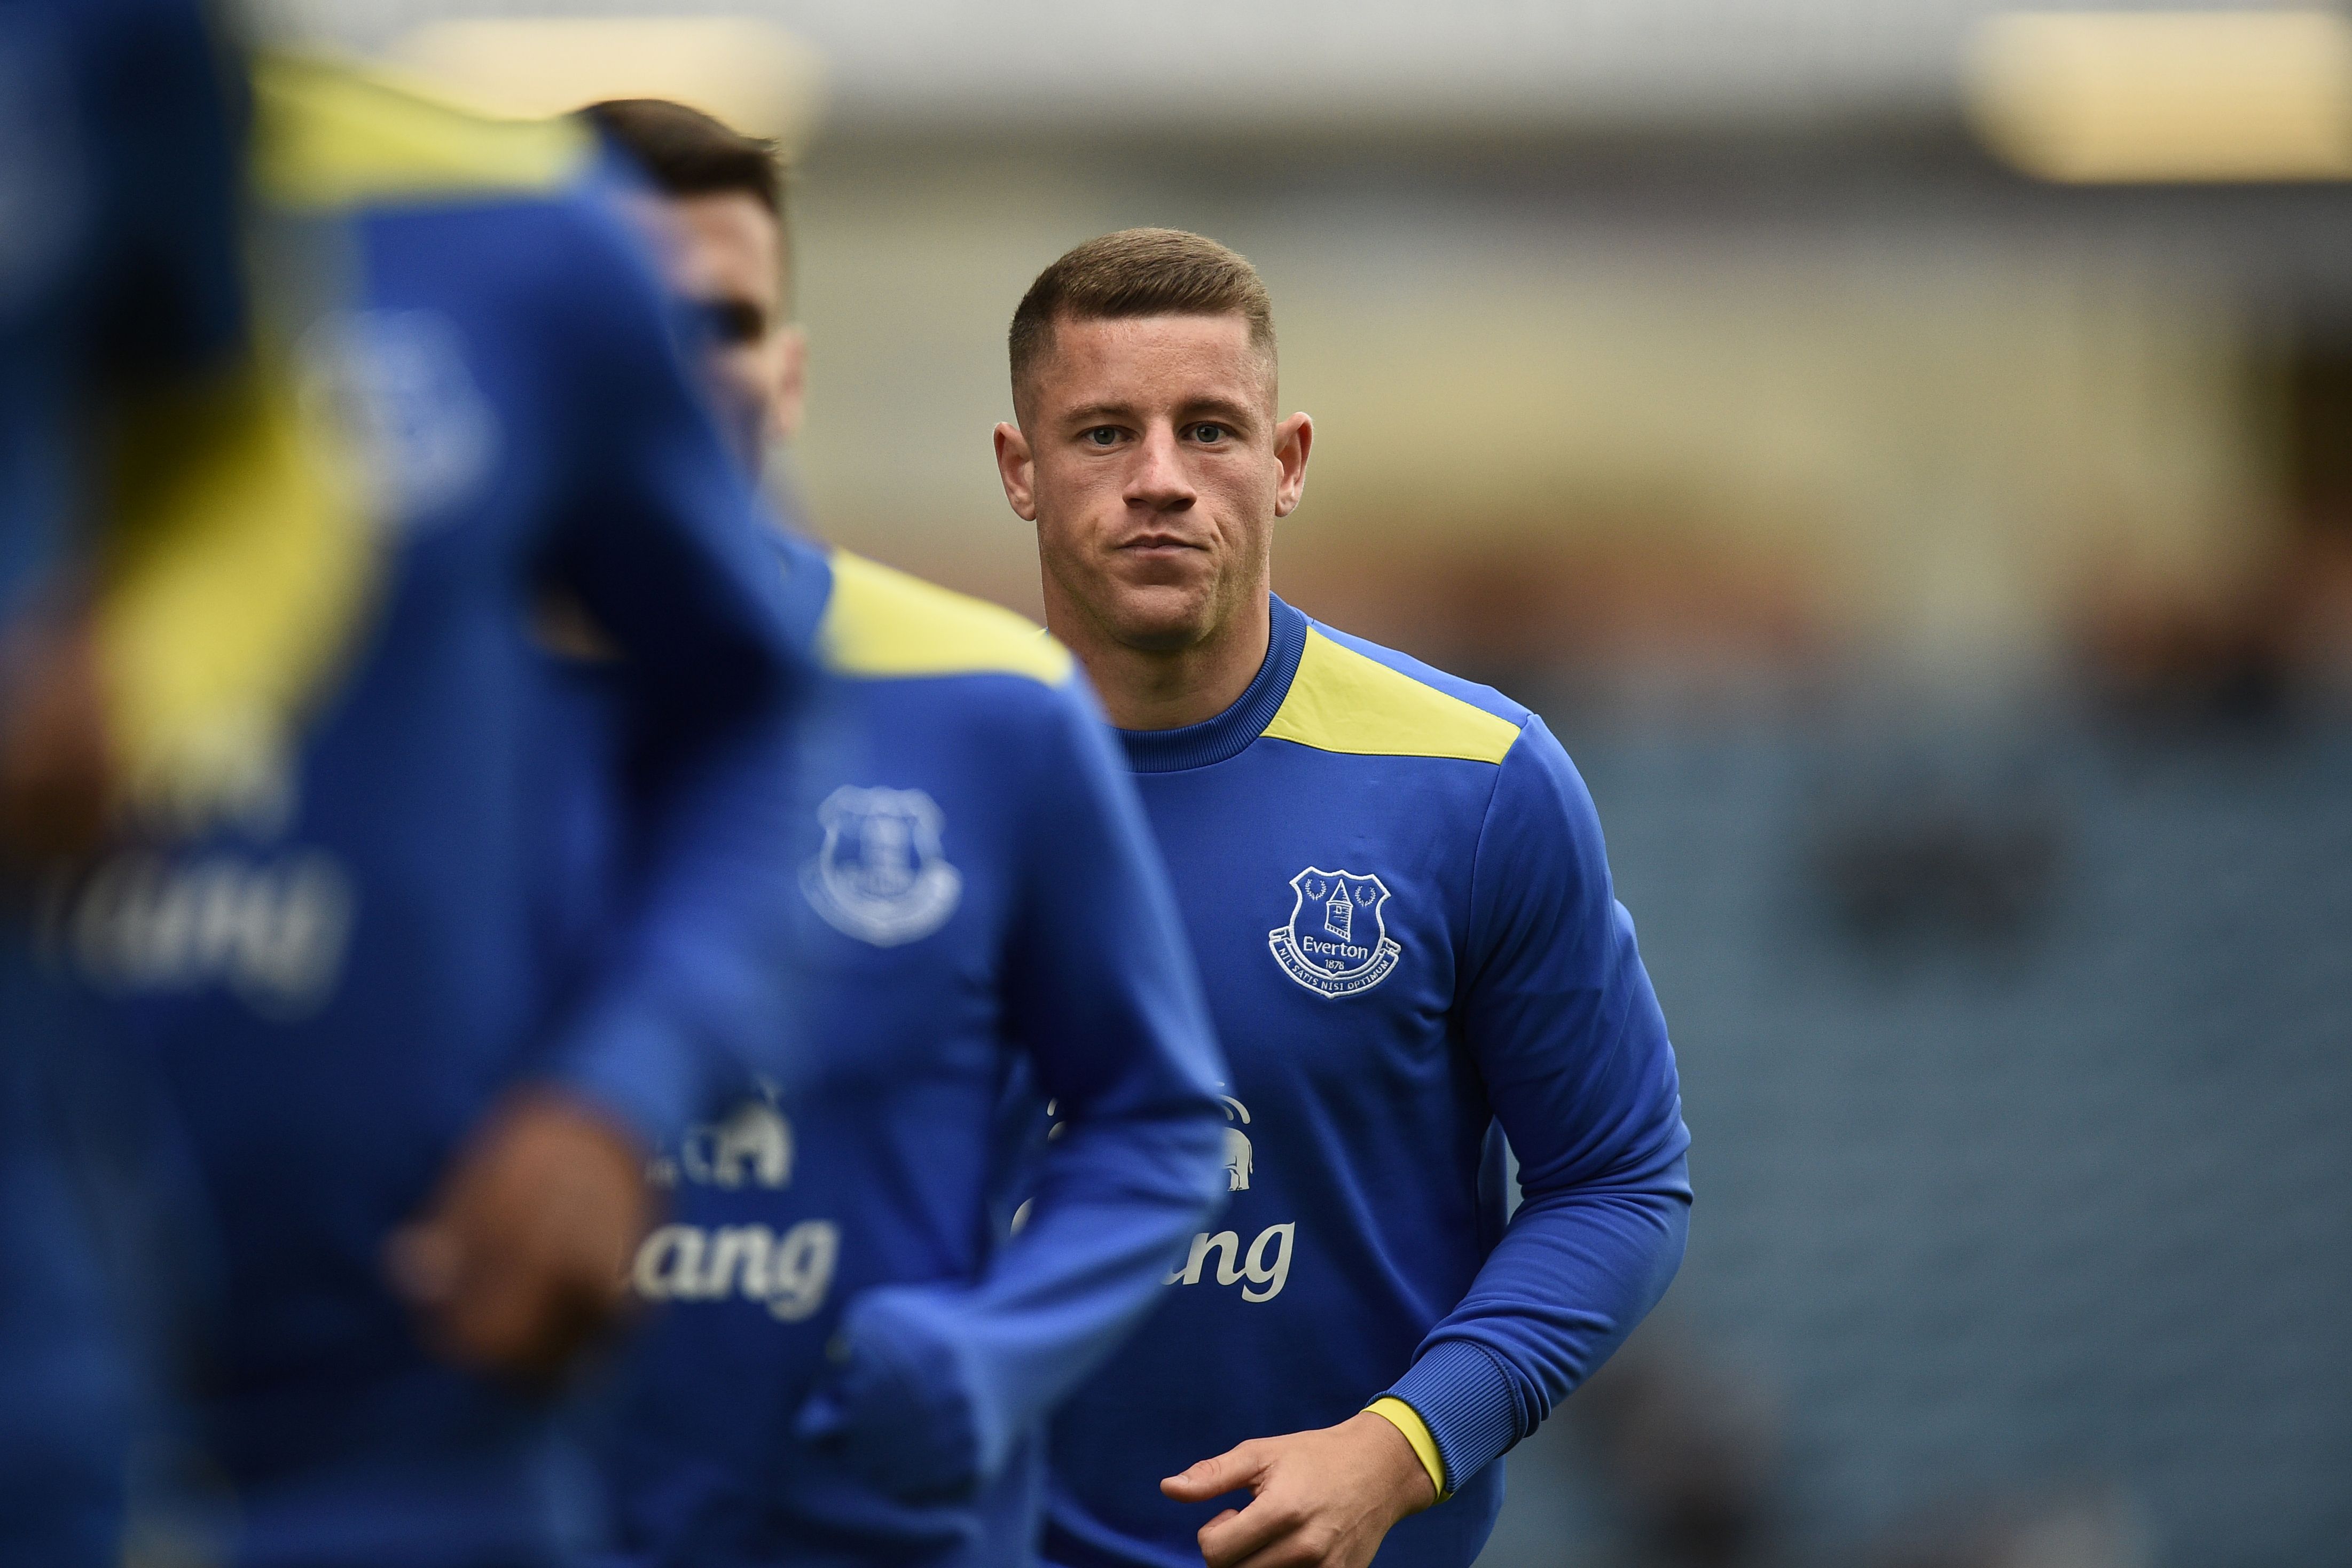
[1382,1340,1522,1494]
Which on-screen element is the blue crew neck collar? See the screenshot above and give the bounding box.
[1117,596,1308,774]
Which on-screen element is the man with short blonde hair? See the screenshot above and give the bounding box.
[997,228,1692,1568]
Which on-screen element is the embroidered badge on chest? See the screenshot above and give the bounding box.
[801,786,961,946]
[1269,868,1401,998]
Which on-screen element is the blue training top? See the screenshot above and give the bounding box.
[0,2,246,1562]
[0,0,247,612]
[1045,595,1692,1568]
[43,62,812,1567]
[588,535,1231,1568]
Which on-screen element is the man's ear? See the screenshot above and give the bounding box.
[994,421,1037,522]
[1273,412,1314,518]
[770,325,808,445]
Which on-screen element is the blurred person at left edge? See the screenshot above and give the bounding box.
[10,54,818,1567]
[0,0,247,1561]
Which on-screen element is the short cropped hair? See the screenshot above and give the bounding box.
[1009,229,1276,416]
[582,99,792,303]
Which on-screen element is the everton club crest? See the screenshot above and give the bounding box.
[801,786,961,947]
[1269,867,1400,998]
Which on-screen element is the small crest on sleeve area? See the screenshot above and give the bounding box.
[1269,867,1400,998]
[801,786,961,946]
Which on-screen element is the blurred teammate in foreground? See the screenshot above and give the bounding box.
[573,103,1230,1568]
[0,0,248,1558]
[994,230,1693,1568]
[18,60,814,1565]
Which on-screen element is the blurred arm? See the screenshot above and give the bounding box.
[523,182,816,1150]
[796,672,1230,1500]
[387,178,813,1378]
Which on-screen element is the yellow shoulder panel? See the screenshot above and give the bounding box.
[818,551,1073,685]
[1263,629,1520,764]
[253,55,591,211]
[96,359,379,834]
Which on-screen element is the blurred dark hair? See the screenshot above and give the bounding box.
[1009,228,1276,417]
[583,98,782,214]
[583,98,792,312]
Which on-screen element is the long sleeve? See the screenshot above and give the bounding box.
[1382,714,1691,1493]
[524,182,816,1147]
[795,672,1230,1500]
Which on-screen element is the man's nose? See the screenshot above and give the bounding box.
[1124,426,1196,513]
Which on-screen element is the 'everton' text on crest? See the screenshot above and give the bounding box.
[1268,867,1400,998]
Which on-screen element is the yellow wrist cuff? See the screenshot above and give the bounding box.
[1366,1397,1448,1502]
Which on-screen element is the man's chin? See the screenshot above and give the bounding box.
[1097,587,1217,654]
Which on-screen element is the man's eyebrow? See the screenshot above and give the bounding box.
[1059,396,1264,430]
[1178,396,1261,427]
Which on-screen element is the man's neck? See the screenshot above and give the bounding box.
[1056,594,1274,733]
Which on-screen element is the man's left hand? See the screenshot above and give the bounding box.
[1160,1409,1439,1568]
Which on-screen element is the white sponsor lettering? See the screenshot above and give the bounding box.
[1167,1228,1242,1287]
[57,850,355,1018]
[1164,1222,1295,1303]
[631,1220,839,1321]
[1241,1222,1295,1303]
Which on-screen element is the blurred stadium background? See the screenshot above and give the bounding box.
[255,3,2350,1565]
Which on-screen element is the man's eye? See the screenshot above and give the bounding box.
[700,300,766,346]
[1190,423,1227,443]
[1084,427,1120,446]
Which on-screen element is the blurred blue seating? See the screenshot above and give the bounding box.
[1501,708,2352,1568]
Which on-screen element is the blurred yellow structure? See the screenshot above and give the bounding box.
[386,16,824,154]
[1967,10,2352,183]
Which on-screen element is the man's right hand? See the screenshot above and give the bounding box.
[386,1089,652,1386]
[0,605,112,881]
[1161,1409,1438,1568]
